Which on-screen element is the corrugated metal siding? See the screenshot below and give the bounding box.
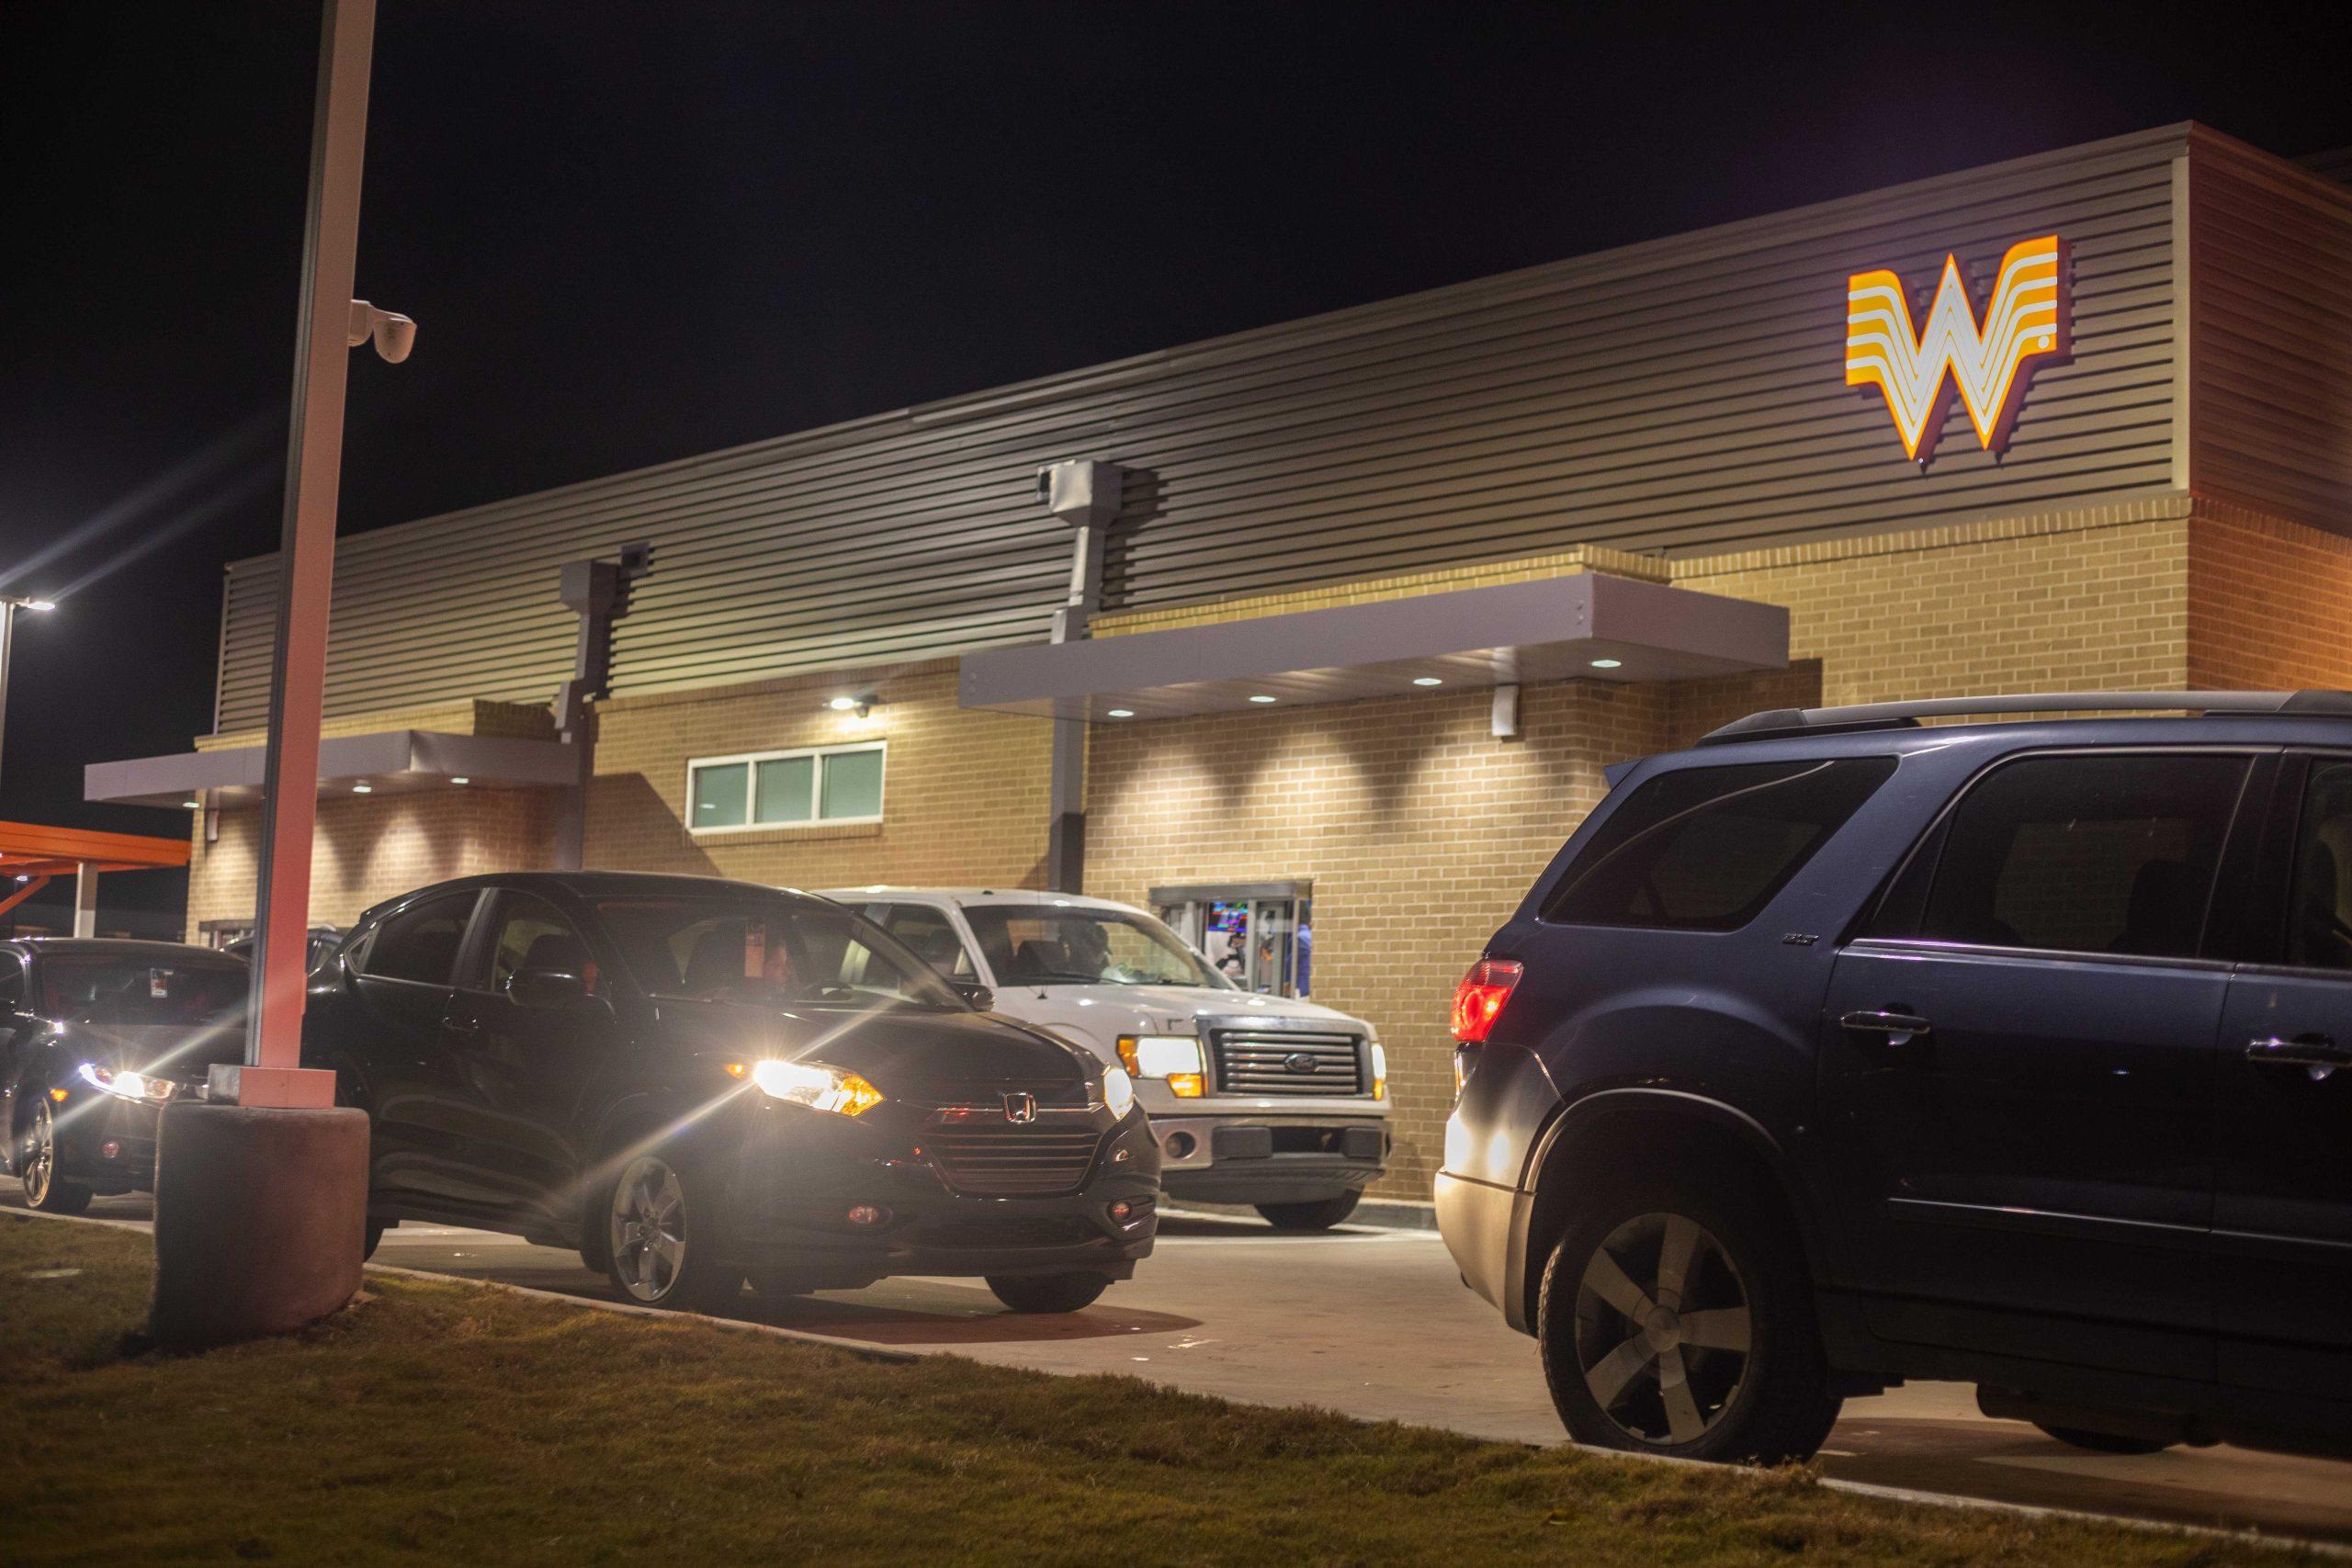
[2189,133,2352,526]
[217,125,2198,730]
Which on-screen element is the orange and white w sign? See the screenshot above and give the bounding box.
[1845,235,2069,462]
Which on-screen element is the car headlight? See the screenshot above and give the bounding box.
[1116,1033,1205,1098]
[740,1058,884,1116]
[76,1062,177,1103]
[1371,1042,1387,1101]
[1102,1066,1136,1119]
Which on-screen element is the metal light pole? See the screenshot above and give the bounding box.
[0,594,58,798]
[238,0,403,1107]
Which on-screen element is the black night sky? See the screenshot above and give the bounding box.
[7,1,2352,923]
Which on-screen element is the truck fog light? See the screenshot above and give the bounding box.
[845,1204,890,1228]
[1162,1130,1196,1159]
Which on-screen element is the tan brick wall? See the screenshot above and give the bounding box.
[585,660,1055,892]
[2187,507,2352,691]
[185,785,555,939]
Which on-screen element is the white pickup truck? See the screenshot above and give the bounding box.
[822,887,1392,1229]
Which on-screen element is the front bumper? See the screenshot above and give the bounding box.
[718,1100,1161,1291]
[1149,1108,1390,1204]
[49,1090,165,1193]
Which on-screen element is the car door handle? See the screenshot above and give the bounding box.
[1841,1010,1933,1041]
[2245,1034,2352,1071]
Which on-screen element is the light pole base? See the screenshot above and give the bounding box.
[150,1100,369,1350]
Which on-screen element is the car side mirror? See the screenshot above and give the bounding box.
[508,967,591,1010]
[950,978,994,1011]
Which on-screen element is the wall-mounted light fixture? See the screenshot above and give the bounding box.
[826,694,878,718]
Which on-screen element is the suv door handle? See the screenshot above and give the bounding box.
[1842,1010,1933,1041]
[2245,1034,2352,1071]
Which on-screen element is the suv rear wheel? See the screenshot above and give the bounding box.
[1537,1170,1839,1464]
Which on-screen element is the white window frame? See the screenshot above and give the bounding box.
[685,741,887,834]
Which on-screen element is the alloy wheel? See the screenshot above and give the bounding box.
[1573,1211,1753,1446]
[22,1099,57,1206]
[608,1155,688,1303]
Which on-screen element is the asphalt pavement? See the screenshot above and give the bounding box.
[17,1190,2352,1548]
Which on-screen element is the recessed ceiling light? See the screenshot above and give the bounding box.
[1589,658,1623,671]
[1106,708,1135,718]
[351,784,373,794]
[1248,694,1277,705]
[182,799,200,809]
[1412,676,1443,687]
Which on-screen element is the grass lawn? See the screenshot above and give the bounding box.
[0,1212,2316,1567]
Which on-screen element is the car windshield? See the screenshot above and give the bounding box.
[594,894,964,1010]
[962,905,1229,988]
[37,955,246,1026]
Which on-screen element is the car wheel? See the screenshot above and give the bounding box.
[1537,1173,1839,1464]
[986,1271,1113,1314]
[1254,1190,1362,1230]
[602,1151,740,1312]
[2033,1423,2175,1455]
[19,1097,93,1216]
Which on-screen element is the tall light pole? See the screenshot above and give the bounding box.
[0,594,58,796]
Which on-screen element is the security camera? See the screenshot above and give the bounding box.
[346,299,417,363]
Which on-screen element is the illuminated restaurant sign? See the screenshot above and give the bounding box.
[1845,234,2068,462]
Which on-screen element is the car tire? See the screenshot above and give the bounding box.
[19,1097,93,1216]
[600,1149,741,1313]
[2033,1423,2175,1455]
[1254,1190,1362,1231]
[986,1271,1113,1314]
[1536,1170,1840,1465]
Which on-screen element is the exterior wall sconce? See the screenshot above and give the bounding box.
[826,694,878,718]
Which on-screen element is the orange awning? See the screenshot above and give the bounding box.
[0,820,191,876]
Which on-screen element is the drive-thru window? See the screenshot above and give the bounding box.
[1151,882,1313,998]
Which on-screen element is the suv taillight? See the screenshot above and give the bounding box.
[1451,958,1522,1043]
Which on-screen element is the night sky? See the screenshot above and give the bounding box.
[7,1,2352,922]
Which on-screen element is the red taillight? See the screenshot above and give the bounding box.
[1452,958,1523,1043]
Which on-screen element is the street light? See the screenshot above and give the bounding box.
[0,593,58,795]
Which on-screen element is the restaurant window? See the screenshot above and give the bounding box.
[1151,881,1314,998]
[687,742,886,832]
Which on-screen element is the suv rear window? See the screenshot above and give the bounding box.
[1878,752,2247,958]
[1544,757,1895,931]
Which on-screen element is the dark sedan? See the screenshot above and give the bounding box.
[303,872,1159,1313]
[1,938,249,1212]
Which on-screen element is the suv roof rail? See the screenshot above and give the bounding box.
[1698,690,2352,745]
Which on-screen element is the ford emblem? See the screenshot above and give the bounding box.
[1283,1052,1319,1075]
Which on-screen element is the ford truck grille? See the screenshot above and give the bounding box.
[927,1127,1103,1196]
[1210,1029,1365,1096]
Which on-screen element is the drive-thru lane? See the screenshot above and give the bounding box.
[20,1190,2351,1547]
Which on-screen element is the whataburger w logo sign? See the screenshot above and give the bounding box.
[1845,235,2069,462]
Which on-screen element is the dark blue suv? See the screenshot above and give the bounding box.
[1438,692,2352,1464]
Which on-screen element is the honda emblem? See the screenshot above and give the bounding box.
[1003,1091,1038,1124]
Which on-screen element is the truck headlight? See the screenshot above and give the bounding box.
[76,1062,177,1103]
[1102,1066,1136,1119]
[741,1058,884,1116]
[1117,1034,1204,1098]
[1371,1042,1387,1101]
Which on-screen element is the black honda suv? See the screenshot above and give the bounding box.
[304,872,1159,1314]
[1439,692,2352,1464]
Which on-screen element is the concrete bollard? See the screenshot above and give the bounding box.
[149,1100,370,1351]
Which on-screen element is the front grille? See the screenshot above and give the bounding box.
[1210,1029,1366,1096]
[926,1125,1103,1196]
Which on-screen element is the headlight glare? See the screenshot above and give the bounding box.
[1102,1066,1136,1119]
[1116,1033,1205,1098]
[746,1058,884,1116]
[76,1062,176,1103]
